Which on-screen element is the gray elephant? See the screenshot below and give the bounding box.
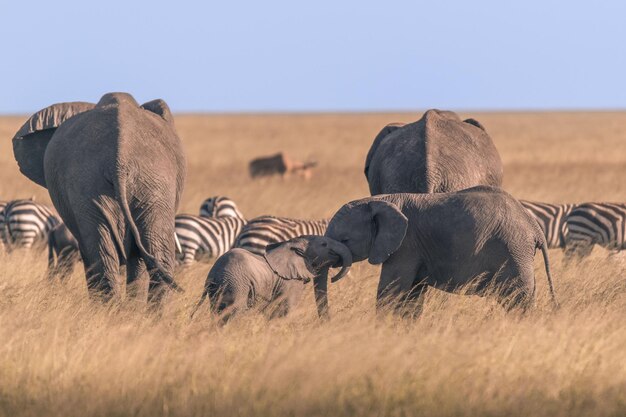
[324,186,557,315]
[47,223,80,279]
[12,92,186,302]
[193,235,352,322]
[365,109,503,195]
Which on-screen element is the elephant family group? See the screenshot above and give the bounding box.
[12,95,556,318]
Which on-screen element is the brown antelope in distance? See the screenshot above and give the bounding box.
[249,152,317,180]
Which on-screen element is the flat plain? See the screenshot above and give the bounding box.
[0,112,625,417]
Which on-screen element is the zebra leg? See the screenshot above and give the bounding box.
[564,238,594,264]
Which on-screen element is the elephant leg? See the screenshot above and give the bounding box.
[79,226,121,301]
[377,254,421,314]
[54,247,78,280]
[494,259,535,312]
[400,264,430,319]
[126,254,148,301]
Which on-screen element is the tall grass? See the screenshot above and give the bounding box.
[0,113,625,416]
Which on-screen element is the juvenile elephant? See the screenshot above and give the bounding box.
[365,110,503,195]
[325,186,557,315]
[12,92,186,302]
[47,223,80,279]
[193,235,352,322]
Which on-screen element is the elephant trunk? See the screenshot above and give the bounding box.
[329,241,352,283]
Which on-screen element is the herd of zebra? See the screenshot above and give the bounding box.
[1,196,624,273]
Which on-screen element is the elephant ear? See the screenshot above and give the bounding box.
[368,200,408,265]
[265,240,315,282]
[464,118,486,131]
[141,99,174,124]
[12,102,95,187]
[364,123,404,178]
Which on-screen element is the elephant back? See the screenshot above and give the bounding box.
[13,102,95,187]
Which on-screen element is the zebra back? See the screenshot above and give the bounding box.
[235,215,329,255]
[3,199,60,248]
[199,196,245,220]
[565,202,626,253]
[175,214,246,264]
[520,200,575,249]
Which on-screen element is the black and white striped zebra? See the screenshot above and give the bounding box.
[520,200,575,249]
[199,196,244,219]
[564,202,626,258]
[2,199,60,249]
[175,215,246,264]
[234,216,329,255]
[175,196,247,265]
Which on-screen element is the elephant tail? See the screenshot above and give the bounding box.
[538,240,559,309]
[116,178,184,294]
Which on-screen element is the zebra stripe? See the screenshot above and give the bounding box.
[565,203,626,257]
[175,214,246,264]
[2,200,60,249]
[235,216,329,255]
[199,196,245,220]
[520,200,575,249]
[0,201,7,246]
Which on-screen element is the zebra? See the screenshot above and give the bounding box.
[175,196,247,265]
[199,196,244,219]
[520,200,576,249]
[175,214,247,265]
[2,199,61,249]
[564,202,626,258]
[234,215,329,255]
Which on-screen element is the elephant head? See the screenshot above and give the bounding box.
[12,93,175,189]
[326,198,408,270]
[264,235,352,283]
[264,235,352,319]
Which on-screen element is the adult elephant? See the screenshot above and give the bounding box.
[12,92,186,302]
[364,109,503,195]
[324,186,557,315]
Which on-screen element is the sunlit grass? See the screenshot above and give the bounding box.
[0,113,625,416]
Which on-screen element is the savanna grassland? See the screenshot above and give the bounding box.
[0,112,625,417]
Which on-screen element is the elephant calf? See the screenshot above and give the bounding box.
[193,235,352,322]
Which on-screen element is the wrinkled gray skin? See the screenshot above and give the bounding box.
[193,235,352,322]
[47,223,80,279]
[325,186,557,315]
[365,109,503,195]
[12,92,186,302]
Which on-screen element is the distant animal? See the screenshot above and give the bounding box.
[2,199,60,250]
[12,92,187,302]
[192,235,352,322]
[324,186,558,316]
[47,223,80,279]
[199,196,244,219]
[364,109,503,195]
[521,200,576,249]
[249,152,317,179]
[564,202,626,259]
[175,214,246,265]
[235,216,329,255]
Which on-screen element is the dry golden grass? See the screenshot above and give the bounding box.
[0,112,625,417]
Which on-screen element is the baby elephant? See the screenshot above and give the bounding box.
[193,235,352,322]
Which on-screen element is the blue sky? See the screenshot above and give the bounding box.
[1,1,625,113]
